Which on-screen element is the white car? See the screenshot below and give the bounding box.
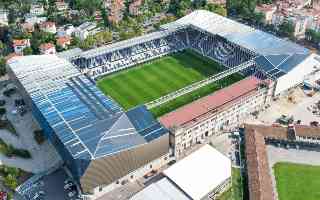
[64,183,73,190]
[68,191,76,197]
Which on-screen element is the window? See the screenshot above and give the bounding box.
[99,186,103,192]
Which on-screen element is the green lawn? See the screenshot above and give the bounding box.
[97,50,243,116]
[274,162,320,200]
[217,168,243,200]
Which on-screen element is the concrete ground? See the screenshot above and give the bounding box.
[247,87,320,125]
[0,81,61,173]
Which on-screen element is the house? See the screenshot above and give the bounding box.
[12,39,30,54]
[30,4,45,16]
[104,0,125,24]
[255,4,277,24]
[0,9,8,26]
[55,1,69,12]
[5,53,22,62]
[20,22,34,33]
[56,36,71,49]
[288,14,311,38]
[207,0,226,5]
[57,24,75,37]
[95,11,103,21]
[39,21,57,34]
[24,13,47,25]
[39,43,56,55]
[74,22,99,40]
[129,0,143,16]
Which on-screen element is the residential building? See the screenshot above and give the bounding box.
[104,0,125,24]
[129,0,143,16]
[12,39,30,54]
[20,22,35,33]
[0,9,8,26]
[255,4,277,24]
[57,24,75,37]
[55,0,69,12]
[159,77,273,158]
[207,0,226,5]
[39,21,57,34]
[24,14,47,25]
[56,36,71,49]
[30,3,45,16]
[74,22,99,40]
[289,14,311,38]
[39,43,56,54]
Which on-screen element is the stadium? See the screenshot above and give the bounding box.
[7,10,320,199]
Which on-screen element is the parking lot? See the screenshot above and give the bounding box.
[18,169,81,200]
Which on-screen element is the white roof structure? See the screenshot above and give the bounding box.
[130,177,190,200]
[163,145,231,200]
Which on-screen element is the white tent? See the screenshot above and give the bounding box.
[163,145,231,200]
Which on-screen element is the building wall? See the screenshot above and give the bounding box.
[80,133,170,194]
[171,85,270,158]
[275,53,320,95]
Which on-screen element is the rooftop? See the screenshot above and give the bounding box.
[163,145,231,200]
[159,76,263,128]
[8,55,167,161]
[244,124,276,200]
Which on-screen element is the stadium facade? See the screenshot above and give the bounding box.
[6,9,320,199]
[159,76,274,158]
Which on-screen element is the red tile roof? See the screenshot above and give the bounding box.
[244,125,276,200]
[39,43,55,50]
[13,39,29,47]
[56,36,71,46]
[159,76,262,128]
[39,21,56,28]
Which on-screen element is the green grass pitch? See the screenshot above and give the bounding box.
[274,162,320,200]
[97,50,243,117]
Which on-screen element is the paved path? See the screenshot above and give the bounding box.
[0,85,61,173]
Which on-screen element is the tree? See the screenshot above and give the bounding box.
[23,47,33,55]
[74,0,102,16]
[95,31,112,45]
[0,57,6,76]
[79,35,96,50]
[205,3,227,16]
[306,29,320,47]
[101,7,109,28]
[278,21,295,39]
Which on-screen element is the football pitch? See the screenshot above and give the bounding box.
[97,50,243,116]
[274,162,320,200]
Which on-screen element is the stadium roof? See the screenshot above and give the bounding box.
[163,145,231,200]
[8,55,167,160]
[159,76,262,128]
[162,10,309,56]
[130,177,191,200]
[162,10,311,77]
[80,30,174,59]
